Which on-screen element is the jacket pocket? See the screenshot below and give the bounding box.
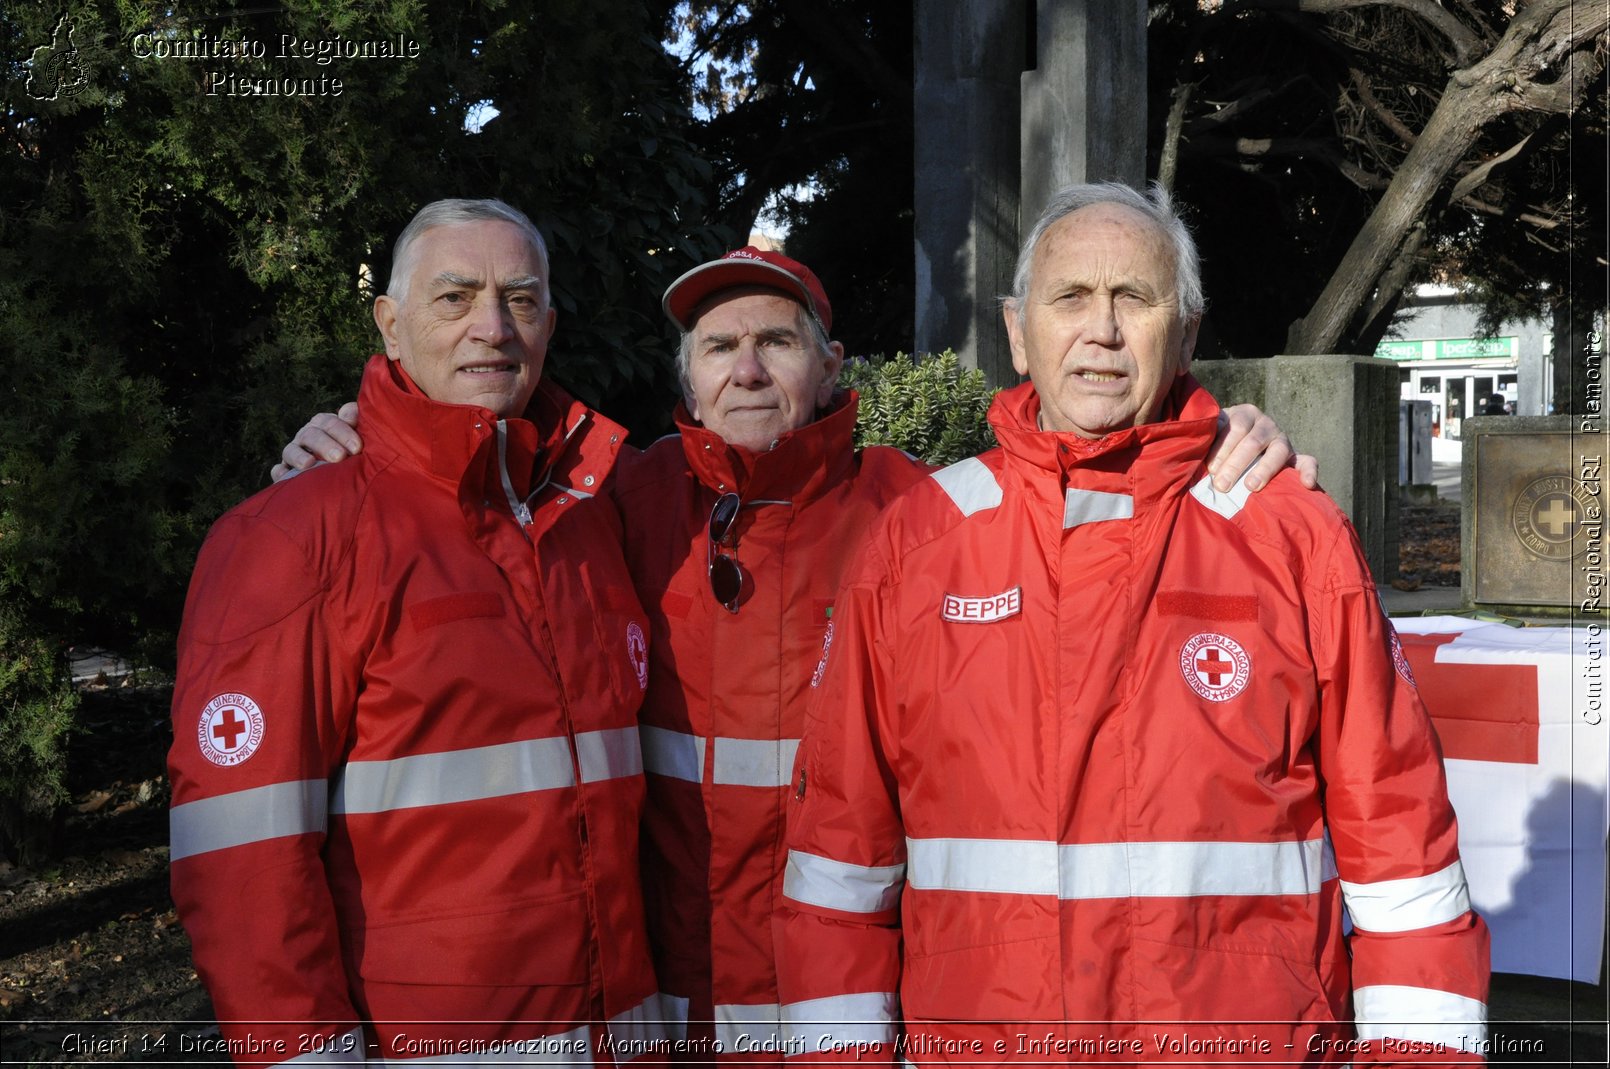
[901,935,1061,1021]
[1132,935,1343,1023]
[353,893,589,986]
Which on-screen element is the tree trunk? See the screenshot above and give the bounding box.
[1285,0,1606,354]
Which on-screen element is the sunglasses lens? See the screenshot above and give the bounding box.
[709,555,743,609]
[709,492,740,544]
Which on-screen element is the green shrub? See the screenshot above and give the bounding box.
[0,607,79,863]
[842,351,1000,467]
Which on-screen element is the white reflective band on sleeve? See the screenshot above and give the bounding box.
[932,457,1002,517]
[781,992,899,1056]
[576,726,644,784]
[641,726,706,784]
[169,779,327,861]
[715,1003,782,1053]
[714,737,801,788]
[1354,985,1487,1047]
[1340,859,1472,933]
[330,736,574,814]
[906,837,1326,898]
[784,849,905,913]
[281,1027,365,1065]
[609,991,687,1060]
[375,1024,591,1065]
[1189,469,1254,521]
[1063,487,1134,528]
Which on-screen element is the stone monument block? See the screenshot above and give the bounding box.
[1192,355,1399,581]
[1462,416,1607,616]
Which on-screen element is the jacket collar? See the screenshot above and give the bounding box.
[674,390,860,503]
[989,375,1220,505]
[356,353,627,499]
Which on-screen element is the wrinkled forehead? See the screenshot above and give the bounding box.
[1035,203,1178,287]
[411,220,550,278]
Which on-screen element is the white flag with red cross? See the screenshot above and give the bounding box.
[1392,617,1607,983]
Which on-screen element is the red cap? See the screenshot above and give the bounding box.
[662,246,833,333]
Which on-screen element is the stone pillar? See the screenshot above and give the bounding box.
[1192,356,1401,581]
[1020,0,1147,221]
[913,0,1025,387]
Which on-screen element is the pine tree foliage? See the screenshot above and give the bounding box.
[1,0,728,856]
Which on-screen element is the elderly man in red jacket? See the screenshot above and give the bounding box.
[170,199,668,1066]
[778,182,1490,1066]
[275,243,1313,1063]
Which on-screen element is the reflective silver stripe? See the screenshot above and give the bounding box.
[495,421,532,525]
[576,726,643,783]
[1340,859,1472,933]
[907,837,1057,895]
[281,1027,365,1065]
[609,992,685,1061]
[715,1003,781,1054]
[1189,467,1254,520]
[170,779,326,862]
[551,482,595,501]
[641,726,705,783]
[782,992,899,1055]
[641,729,800,788]
[1354,985,1487,1046]
[330,736,574,814]
[1062,487,1133,528]
[1061,839,1324,898]
[906,837,1327,898]
[375,1024,591,1065]
[714,737,800,788]
[931,457,1002,517]
[784,849,905,913]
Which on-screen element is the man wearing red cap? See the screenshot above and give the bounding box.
[274,244,1312,1060]
[603,245,1312,1060]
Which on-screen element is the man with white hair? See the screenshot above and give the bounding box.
[170,199,666,1064]
[274,242,1315,1063]
[778,182,1489,1064]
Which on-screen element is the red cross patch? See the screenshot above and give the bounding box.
[197,692,265,767]
[1180,632,1251,702]
[1388,627,1417,686]
[626,621,649,691]
[810,622,835,689]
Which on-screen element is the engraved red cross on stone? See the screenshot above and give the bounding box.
[212,708,248,750]
[1196,648,1233,685]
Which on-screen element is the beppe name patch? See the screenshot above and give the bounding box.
[941,587,1021,623]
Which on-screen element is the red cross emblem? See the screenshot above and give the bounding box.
[626,621,649,691]
[1180,632,1251,701]
[212,708,248,749]
[198,692,265,766]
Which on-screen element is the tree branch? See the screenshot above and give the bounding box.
[1231,0,1480,65]
[1348,67,1417,147]
[1446,135,1532,202]
[1158,81,1195,191]
[1459,195,1563,232]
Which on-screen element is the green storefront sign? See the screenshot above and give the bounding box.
[1374,336,1517,360]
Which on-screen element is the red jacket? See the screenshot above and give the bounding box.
[613,395,930,1059]
[779,378,1490,1065]
[169,355,668,1065]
